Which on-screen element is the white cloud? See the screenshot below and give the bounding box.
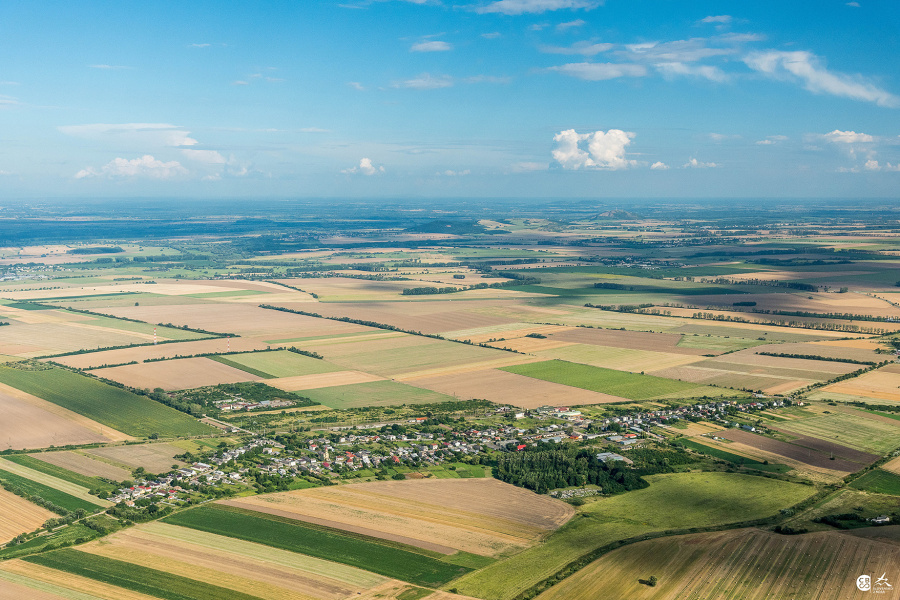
[75,155,187,179]
[392,73,454,89]
[481,32,501,39]
[823,129,874,144]
[0,81,19,86]
[699,15,732,24]
[755,139,775,145]
[655,61,727,82]
[181,149,227,164]
[474,0,603,15]
[756,135,788,145]
[650,161,669,170]
[232,80,250,85]
[411,40,453,52]
[438,169,471,176]
[556,19,585,31]
[552,129,636,170]
[58,123,198,148]
[189,43,211,48]
[463,75,512,84]
[541,42,613,56]
[547,62,646,80]
[89,64,131,70]
[348,81,366,91]
[342,157,384,175]
[683,157,718,168]
[846,2,860,6]
[744,50,900,108]
[864,160,900,171]
[0,95,20,108]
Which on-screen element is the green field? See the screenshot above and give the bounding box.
[300,380,456,409]
[849,468,900,495]
[2,455,115,492]
[0,365,214,438]
[451,472,814,600]
[211,350,343,378]
[776,412,900,454]
[679,439,790,473]
[162,504,470,587]
[0,468,101,512]
[24,549,264,600]
[676,334,765,352]
[0,524,96,560]
[501,360,725,401]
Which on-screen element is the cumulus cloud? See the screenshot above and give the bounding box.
[474,0,603,15]
[683,157,718,168]
[75,155,187,180]
[392,73,454,89]
[823,129,874,144]
[411,40,453,52]
[744,50,900,107]
[864,160,900,172]
[546,62,646,80]
[650,161,669,170]
[58,123,199,148]
[756,135,788,145]
[342,158,384,175]
[552,129,636,170]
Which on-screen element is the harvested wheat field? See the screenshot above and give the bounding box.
[819,364,900,402]
[0,560,159,600]
[408,368,630,408]
[77,524,381,600]
[536,528,900,600]
[0,320,156,358]
[82,443,187,473]
[0,574,72,600]
[29,451,131,481]
[536,344,702,373]
[268,370,385,392]
[882,456,900,476]
[550,327,711,355]
[0,487,55,542]
[0,383,130,450]
[224,478,574,558]
[90,357,260,391]
[53,336,267,370]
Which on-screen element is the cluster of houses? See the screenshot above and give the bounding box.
[215,397,296,412]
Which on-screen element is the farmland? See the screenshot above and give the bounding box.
[535,528,900,600]
[501,360,736,401]
[3,202,900,599]
[0,364,214,438]
[222,478,573,558]
[162,504,472,587]
[451,472,814,600]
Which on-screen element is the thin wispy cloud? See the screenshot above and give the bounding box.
[546,62,646,80]
[683,157,718,168]
[540,41,613,56]
[411,40,453,52]
[392,73,454,89]
[89,64,131,70]
[699,15,732,24]
[556,19,585,31]
[744,50,900,107]
[474,0,603,15]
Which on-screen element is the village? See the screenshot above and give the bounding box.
[108,397,795,507]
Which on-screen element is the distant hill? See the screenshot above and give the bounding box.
[595,210,640,220]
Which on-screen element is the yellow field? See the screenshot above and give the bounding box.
[0,487,55,543]
[30,451,131,481]
[409,368,630,408]
[882,456,900,475]
[820,364,900,402]
[224,478,574,558]
[0,560,159,600]
[536,528,900,600]
[53,336,268,369]
[81,443,188,473]
[90,357,260,391]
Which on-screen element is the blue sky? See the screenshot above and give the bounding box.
[1,0,898,199]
